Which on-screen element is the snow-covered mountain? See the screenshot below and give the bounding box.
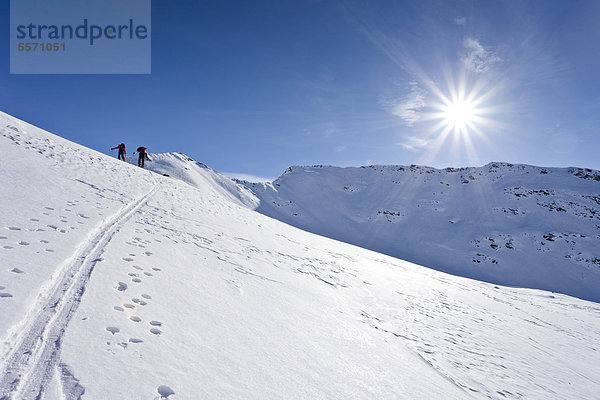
[239,164,600,302]
[1,110,600,399]
[126,151,259,209]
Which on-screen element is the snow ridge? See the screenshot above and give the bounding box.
[125,152,259,209]
[240,163,600,302]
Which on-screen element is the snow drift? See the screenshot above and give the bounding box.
[1,110,599,399]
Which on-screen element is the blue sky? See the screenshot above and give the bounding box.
[1,0,599,180]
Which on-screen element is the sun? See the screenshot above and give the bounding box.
[409,70,504,164]
[442,99,476,131]
[423,73,497,141]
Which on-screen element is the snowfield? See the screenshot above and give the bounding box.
[240,163,600,302]
[0,110,599,399]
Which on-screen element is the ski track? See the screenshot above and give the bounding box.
[0,186,158,400]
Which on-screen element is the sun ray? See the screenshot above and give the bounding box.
[408,69,505,166]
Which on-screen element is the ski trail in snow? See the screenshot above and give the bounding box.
[0,186,158,400]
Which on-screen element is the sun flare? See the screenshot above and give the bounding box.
[407,70,504,164]
[443,100,475,129]
[423,73,499,141]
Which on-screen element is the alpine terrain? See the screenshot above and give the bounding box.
[0,110,599,399]
[239,163,600,302]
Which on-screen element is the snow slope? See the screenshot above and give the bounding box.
[239,164,600,302]
[125,152,259,209]
[1,111,599,399]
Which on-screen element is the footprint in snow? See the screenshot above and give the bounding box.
[7,227,21,231]
[106,326,120,335]
[132,278,142,283]
[18,241,29,246]
[132,265,143,270]
[0,292,13,298]
[113,306,124,312]
[122,257,134,262]
[123,304,135,309]
[132,298,148,306]
[30,218,39,222]
[143,272,153,277]
[0,236,7,240]
[3,246,14,250]
[40,239,49,243]
[117,282,128,291]
[149,320,162,327]
[129,338,143,343]
[150,328,162,335]
[45,249,54,252]
[10,268,24,273]
[157,385,175,398]
[152,267,161,272]
[141,294,152,299]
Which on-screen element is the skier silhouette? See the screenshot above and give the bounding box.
[111,143,126,161]
[136,146,149,168]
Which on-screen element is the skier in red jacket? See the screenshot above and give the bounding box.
[111,143,126,161]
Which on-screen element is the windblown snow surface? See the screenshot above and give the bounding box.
[240,164,600,303]
[0,110,599,399]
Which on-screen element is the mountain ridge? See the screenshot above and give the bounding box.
[238,161,600,302]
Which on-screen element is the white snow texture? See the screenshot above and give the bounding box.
[0,111,599,399]
[240,164,600,302]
